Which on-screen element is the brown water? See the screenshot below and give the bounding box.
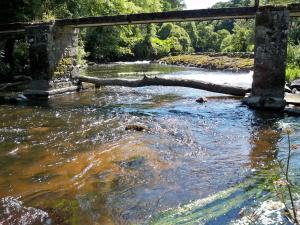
[0,63,299,225]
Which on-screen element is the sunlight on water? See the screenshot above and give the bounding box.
[163,70,253,87]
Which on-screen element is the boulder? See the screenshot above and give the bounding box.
[196,97,208,103]
[125,124,147,132]
[118,156,145,170]
[0,94,28,104]
[290,78,300,91]
[284,105,300,116]
[0,197,50,225]
[285,85,292,93]
[292,88,300,94]
[70,66,80,79]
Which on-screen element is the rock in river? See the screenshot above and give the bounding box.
[290,78,300,91]
[125,124,147,132]
[196,97,208,103]
[0,197,50,224]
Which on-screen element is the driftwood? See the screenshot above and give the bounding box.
[0,81,29,91]
[79,75,250,96]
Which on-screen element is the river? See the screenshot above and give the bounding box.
[0,62,299,224]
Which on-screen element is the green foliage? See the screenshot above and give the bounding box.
[13,41,29,68]
[0,39,30,82]
[287,44,300,67]
[149,37,172,58]
[158,23,193,53]
[161,0,185,11]
[286,66,300,83]
[196,23,221,52]
[77,36,87,65]
[49,199,81,225]
[223,21,254,52]
[263,0,300,5]
[286,44,300,82]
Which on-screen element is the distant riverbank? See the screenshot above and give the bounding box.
[158,54,254,72]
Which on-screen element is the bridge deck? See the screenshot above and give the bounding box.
[56,7,257,28]
[0,4,300,34]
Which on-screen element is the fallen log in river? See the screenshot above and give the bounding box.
[79,75,250,96]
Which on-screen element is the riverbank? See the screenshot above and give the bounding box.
[158,54,254,72]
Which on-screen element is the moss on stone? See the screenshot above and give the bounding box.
[54,57,73,78]
[46,199,81,225]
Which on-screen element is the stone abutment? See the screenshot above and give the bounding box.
[243,7,290,109]
[24,24,79,98]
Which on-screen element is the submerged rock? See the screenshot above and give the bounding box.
[125,124,147,132]
[0,94,28,104]
[0,197,50,225]
[44,199,81,225]
[292,88,300,94]
[285,85,292,93]
[232,200,287,225]
[117,156,145,170]
[196,97,208,103]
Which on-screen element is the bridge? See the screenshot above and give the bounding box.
[1,4,300,109]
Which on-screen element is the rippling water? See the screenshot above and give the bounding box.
[0,63,299,224]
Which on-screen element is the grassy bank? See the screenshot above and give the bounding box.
[160,54,300,83]
[159,55,254,72]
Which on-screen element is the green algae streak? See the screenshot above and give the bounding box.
[148,179,263,225]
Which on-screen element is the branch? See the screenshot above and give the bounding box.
[0,81,29,91]
[79,75,250,96]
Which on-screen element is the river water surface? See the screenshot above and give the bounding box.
[0,63,299,224]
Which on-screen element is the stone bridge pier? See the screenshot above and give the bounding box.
[24,24,80,98]
[243,7,290,109]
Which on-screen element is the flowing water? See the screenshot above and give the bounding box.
[0,63,299,225]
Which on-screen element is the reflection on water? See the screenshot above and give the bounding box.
[0,63,299,224]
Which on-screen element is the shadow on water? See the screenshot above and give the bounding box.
[148,110,288,225]
[0,63,299,225]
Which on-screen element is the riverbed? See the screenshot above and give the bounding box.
[0,63,299,224]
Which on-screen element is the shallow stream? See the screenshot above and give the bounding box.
[0,63,299,224]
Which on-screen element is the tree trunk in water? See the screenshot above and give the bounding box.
[79,75,250,96]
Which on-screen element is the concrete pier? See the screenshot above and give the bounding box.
[243,7,290,109]
[24,24,79,98]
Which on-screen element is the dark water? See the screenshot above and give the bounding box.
[0,63,299,225]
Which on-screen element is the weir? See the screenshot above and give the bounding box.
[0,4,300,109]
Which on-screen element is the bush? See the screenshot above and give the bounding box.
[158,23,193,54]
[286,66,300,83]
[286,44,300,82]
[287,44,300,67]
